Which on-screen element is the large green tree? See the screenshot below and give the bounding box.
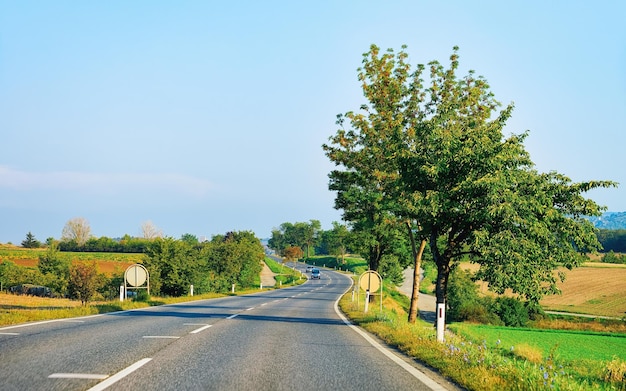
[325,44,616,327]
[398,47,615,313]
[323,44,427,321]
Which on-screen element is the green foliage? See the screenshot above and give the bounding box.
[143,231,265,296]
[144,238,201,296]
[0,261,29,288]
[378,254,404,285]
[68,262,102,305]
[268,220,321,258]
[307,255,369,275]
[133,289,150,302]
[596,229,626,253]
[601,250,626,264]
[38,243,70,294]
[490,297,529,327]
[59,235,152,253]
[21,232,41,248]
[326,43,617,314]
[180,233,199,244]
[316,221,355,262]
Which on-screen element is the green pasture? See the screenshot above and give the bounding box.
[263,257,305,287]
[450,323,626,362]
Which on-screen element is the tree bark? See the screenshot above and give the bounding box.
[431,231,450,329]
[408,237,427,323]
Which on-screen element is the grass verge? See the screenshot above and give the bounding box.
[264,257,306,287]
[338,284,626,390]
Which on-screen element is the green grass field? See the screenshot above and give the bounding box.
[449,323,626,362]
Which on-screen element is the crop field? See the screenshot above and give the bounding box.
[540,263,626,318]
[461,261,626,319]
[0,247,142,276]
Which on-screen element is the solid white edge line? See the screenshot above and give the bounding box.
[0,332,19,335]
[190,324,212,334]
[333,276,446,391]
[87,358,152,391]
[49,373,108,380]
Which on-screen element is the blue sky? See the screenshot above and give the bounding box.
[1,1,624,244]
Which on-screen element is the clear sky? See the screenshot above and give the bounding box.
[1,1,624,244]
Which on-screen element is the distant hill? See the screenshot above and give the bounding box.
[586,212,626,230]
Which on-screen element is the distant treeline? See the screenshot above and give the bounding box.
[55,228,626,257]
[596,229,626,253]
[58,235,152,253]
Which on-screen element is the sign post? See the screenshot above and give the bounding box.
[124,264,149,300]
[358,270,383,312]
[437,302,446,342]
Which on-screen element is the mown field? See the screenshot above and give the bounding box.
[457,261,626,319]
[539,263,626,318]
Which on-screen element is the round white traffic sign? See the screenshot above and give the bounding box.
[125,264,147,287]
[359,270,381,292]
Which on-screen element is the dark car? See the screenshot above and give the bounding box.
[311,268,321,279]
[306,266,314,273]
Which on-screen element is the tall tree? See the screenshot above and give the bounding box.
[141,220,163,239]
[61,217,92,246]
[323,44,426,320]
[395,46,616,328]
[21,232,41,248]
[295,220,321,258]
[324,221,352,264]
[269,220,321,259]
[326,44,616,329]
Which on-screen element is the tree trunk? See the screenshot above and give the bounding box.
[406,220,427,323]
[368,244,381,271]
[408,239,427,323]
[431,231,450,329]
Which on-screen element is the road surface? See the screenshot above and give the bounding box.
[0,266,454,391]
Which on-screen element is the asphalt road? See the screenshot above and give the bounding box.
[0,267,451,391]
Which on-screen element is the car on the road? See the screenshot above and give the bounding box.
[311,268,321,279]
[306,266,314,273]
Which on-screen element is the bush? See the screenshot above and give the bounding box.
[133,290,150,302]
[491,297,529,327]
[447,268,481,322]
[601,250,626,264]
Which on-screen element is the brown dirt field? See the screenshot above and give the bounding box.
[5,259,134,276]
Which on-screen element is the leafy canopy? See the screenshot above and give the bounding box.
[325,44,617,305]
